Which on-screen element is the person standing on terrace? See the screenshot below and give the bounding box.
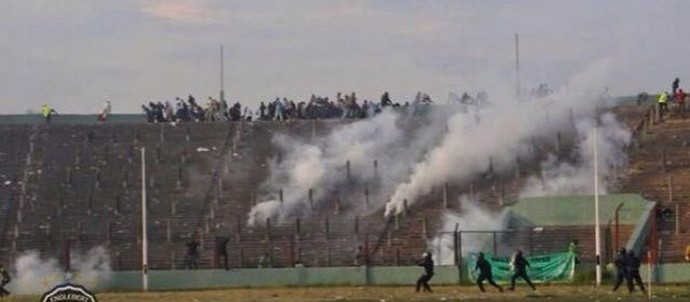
[41,104,58,123]
[98,100,111,122]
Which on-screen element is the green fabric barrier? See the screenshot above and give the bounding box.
[466,252,575,283]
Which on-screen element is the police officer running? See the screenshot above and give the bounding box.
[626,250,646,294]
[415,252,434,293]
[0,263,10,297]
[509,250,536,291]
[474,252,503,292]
[612,248,628,292]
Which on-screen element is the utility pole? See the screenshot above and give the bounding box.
[594,127,602,286]
[515,33,521,98]
[220,45,225,102]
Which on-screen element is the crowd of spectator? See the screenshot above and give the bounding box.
[141,91,436,123]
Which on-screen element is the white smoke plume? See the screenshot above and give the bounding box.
[7,246,112,295]
[384,60,614,216]
[429,195,507,265]
[520,112,631,197]
[248,109,450,226]
[247,59,619,226]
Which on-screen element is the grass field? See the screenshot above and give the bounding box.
[6,285,690,302]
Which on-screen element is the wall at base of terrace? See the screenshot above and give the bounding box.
[103,262,690,292]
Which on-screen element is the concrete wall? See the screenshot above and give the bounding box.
[641,263,690,283]
[105,266,464,291]
[104,262,690,291]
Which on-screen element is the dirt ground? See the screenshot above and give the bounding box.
[9,284,690,302]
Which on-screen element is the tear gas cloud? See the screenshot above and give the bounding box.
[7,246,112,295]
[429,195,507,265]
[248,59,632,229]
[519,112,631,197]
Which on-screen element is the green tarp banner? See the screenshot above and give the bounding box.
[466,252,575,283]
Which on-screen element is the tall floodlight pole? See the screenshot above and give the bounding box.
[593,127,602,286]
[141,147,149,291]
[515,33,521,98]
[220,45,225,102]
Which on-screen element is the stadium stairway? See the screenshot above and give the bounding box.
[619,103,690,263]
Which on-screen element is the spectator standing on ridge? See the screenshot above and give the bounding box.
[415,251,434,293]
[658,91,669,118]
[98,100,111,122]
[41,104,58,124]
[672,77,680,95]
[474,252,503,292]
[184,238,200,269]
[675,89,686,116]
[0,263,10,297]
[508,250,536,291]
[625,250,646,294]
[612,248,628,292]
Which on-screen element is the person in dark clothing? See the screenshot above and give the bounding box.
[184,238,200,269]
[142,104,155,123]
[673,77,680,95]
[509,250,536,291]
[612,248,628,292]
[381,92,393,107]
[475,252,503,292]
[626,250,646,293]
[0,263,10,297]
[215,236,229,270]
[416,252,434,292]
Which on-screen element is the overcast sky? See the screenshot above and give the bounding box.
[1,0,688,114]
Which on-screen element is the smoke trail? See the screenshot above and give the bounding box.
[384,60,614,216]
[7,247,112,295]
[429,195,507,265]
[520,112,631,197]
[247,108,451,226]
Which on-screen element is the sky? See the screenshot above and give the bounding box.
[1,0,688,114]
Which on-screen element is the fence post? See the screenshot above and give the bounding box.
[324,215,330,240]
[556,131,562,153]
[492,232,497,255]
[457,231,463,283]
[305,188,312,210]
[265,218,271,241]
[667,175,673,202]
[114,195,120,215]
[346,160,351,182]
[515,156,521,180]
[675,202,680,235]
[295,218,301,236]
[443,182,448,209]
[354,216,359,234]
[364,185,369,209]
[453,223,459,266]
[373,159,378,177]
